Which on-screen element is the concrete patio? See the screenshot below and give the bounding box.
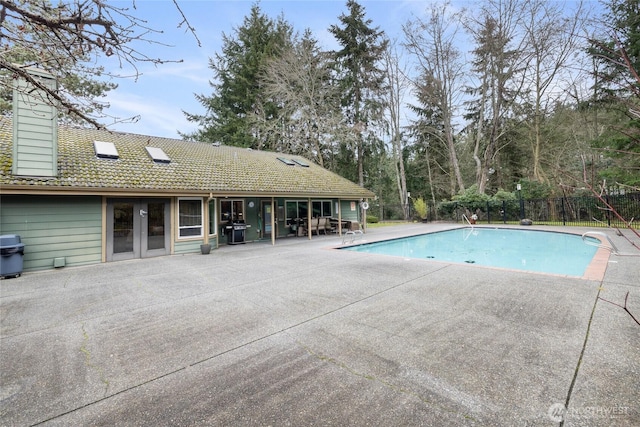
[1,223,638,426]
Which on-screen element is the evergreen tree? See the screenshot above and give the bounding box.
[588,0,640,186]
[329,0,388,186]
[407,92,451,203]
[589,0,640,99]
[183,3,293,147]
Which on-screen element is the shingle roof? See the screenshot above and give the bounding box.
[0,117,374,198]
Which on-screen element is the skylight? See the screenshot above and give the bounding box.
[145,146,171,164]
[94,141,119,159]
[277,157,296,166]
[292,158,309,167]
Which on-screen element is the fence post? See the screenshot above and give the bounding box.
[502,201,506,223]
[561,197,566,226]
[486,201,491,223]
[517,184,524,219]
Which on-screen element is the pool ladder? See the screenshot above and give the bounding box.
[342,230,363,244]
[581,231,619,255]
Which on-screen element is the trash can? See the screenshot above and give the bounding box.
[0,234,25,278]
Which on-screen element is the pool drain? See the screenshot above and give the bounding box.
[465,260,476,263]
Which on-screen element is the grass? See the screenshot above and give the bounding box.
[365,219,640,230]
[366,221,413,228]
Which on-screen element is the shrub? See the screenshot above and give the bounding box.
[453,184,490,211]
[492,189,516,201]
[517,179,553,199]
[366,215,379,223]
[413,197,428,220]
[453,184,490,202]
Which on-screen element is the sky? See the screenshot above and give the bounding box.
[100,0,435,139]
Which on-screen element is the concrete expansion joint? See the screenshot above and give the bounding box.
[560,285,602,423]
[79,322,110,396]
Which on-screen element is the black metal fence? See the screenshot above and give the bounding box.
[370,192,640,228]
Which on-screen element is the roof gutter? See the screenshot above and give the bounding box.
[0,185,374,199]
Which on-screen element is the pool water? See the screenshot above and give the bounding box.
[341,228,600,276]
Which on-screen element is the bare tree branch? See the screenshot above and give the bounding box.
[599,291,640,326]
[0,0,198,127]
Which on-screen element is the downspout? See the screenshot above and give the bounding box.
[337,199,342,236]
[307,197,312,240]
[271,197,276,246]
[101,197,107,263]
[203,196,209,244]
[205,193,214,246]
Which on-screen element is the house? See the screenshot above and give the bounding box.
[0,69,373,272]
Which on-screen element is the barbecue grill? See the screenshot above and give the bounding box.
[225,220,247,244]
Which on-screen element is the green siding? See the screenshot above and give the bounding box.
[0,196,102,271]
[340,200,360,222]
[174,240,204,255]
[12,72,58,177]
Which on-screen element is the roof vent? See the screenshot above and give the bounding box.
[145,146,171,164]
[94,141,119,159]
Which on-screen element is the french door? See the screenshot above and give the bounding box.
[107,198,170,261]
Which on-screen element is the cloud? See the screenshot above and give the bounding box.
[136,59,212,87]
[104,91,199,139]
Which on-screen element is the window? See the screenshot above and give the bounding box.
[208,199,217,236]
[94,140,119,159]
[285,200,308,225]
[220,199,244,222]
[277,157,296,166]
[178,198,203,238]
[312,200,332,217]
[145,146,170,164]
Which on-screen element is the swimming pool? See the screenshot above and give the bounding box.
[341,227,601,277]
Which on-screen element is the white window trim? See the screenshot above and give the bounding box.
[178,198,204,239]
[208,198,217,236]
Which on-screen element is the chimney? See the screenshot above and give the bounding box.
[12,67,58,177]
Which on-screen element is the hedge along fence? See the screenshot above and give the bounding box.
[436,192,640,228]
